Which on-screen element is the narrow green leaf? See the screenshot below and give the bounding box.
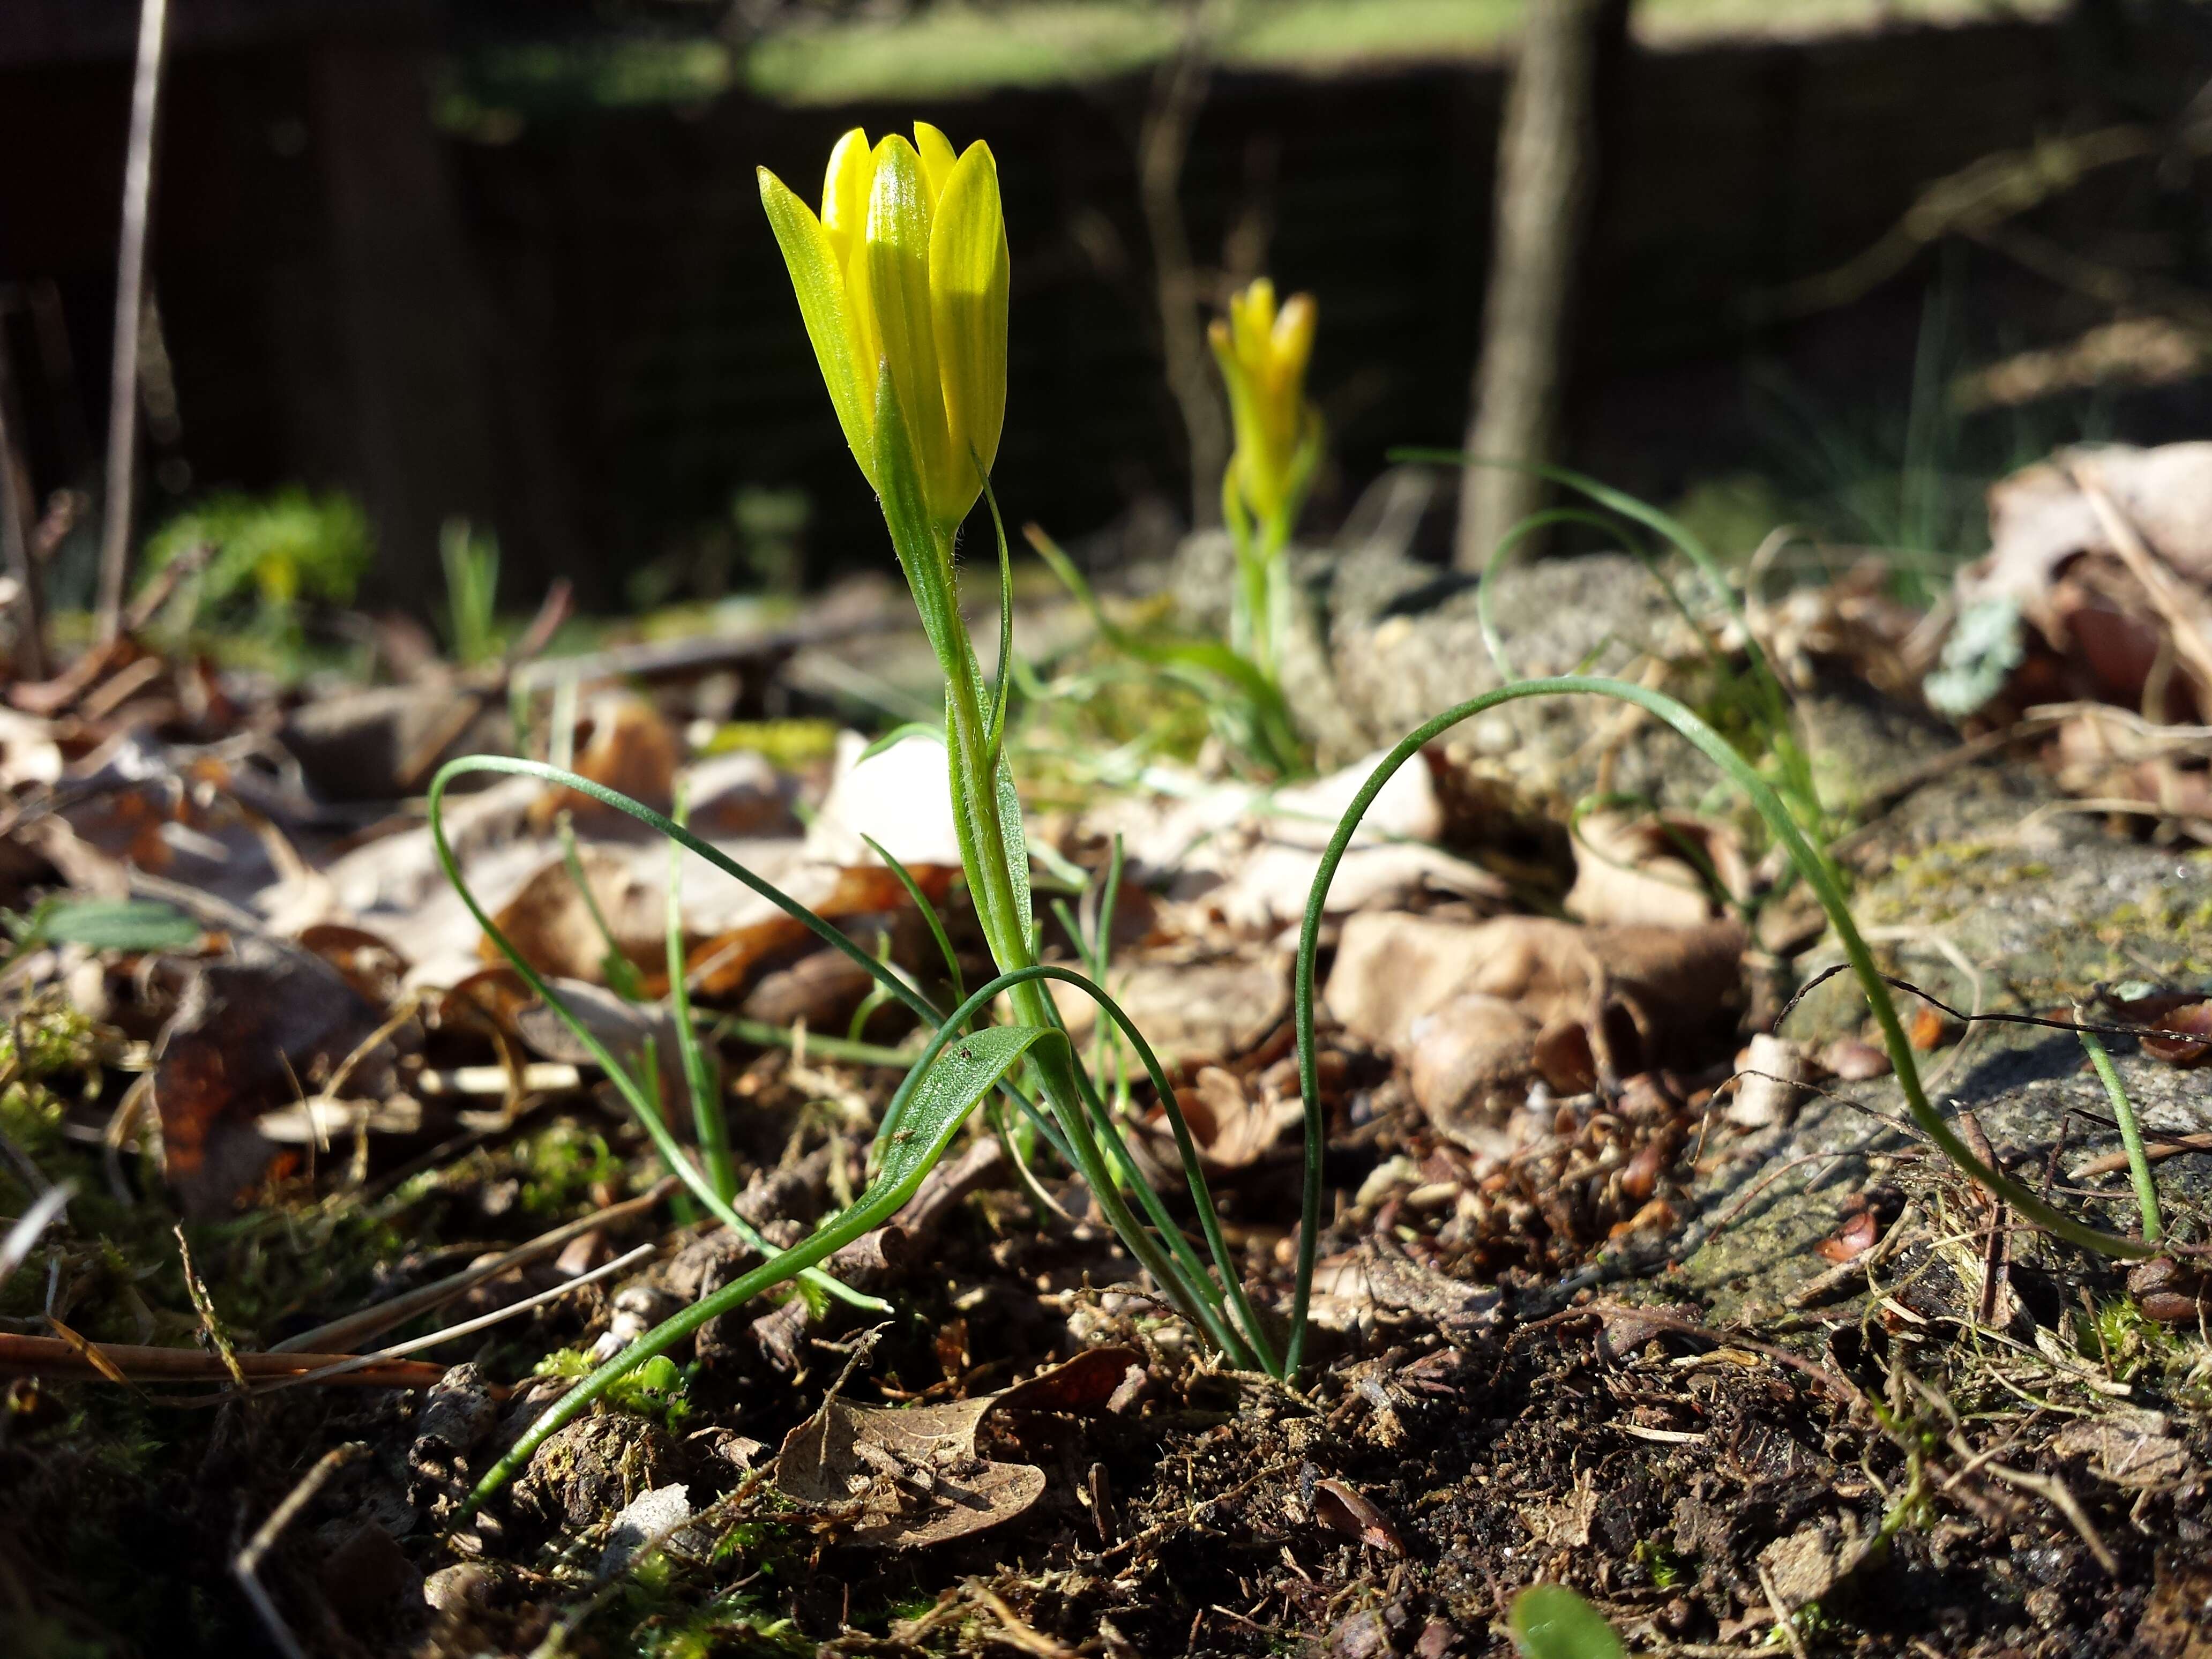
[667,785,735,1204]
[34,899,202,953]
[858,721,945,761]
[861,832,965,1006]
[465,1017,1053,1516]
[1509,1586,1627,1659]
[993,748,1033,946]
[1286,672,2157,1374]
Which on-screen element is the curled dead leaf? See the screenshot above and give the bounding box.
[1310,1478,1405,1555]
[532,694,679,824]
[152,936,410,1215]
[771,1348,1140,1548]
[1567,809,1747,929]
[483,848,665,990]
[1815,1208,1880,1265]
[1169,1066,1302,1169]
[1328,911,1744,1119]
[297,922,410,1007]
[2138,1000,2212,1067]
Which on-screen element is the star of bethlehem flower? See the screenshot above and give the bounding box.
[1209,277,1321,532]
[758,124,1010,531]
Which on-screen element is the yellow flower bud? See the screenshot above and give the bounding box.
[1209,277,1321,532]
[759,124,1010,529]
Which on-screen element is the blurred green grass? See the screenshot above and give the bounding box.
[448,0,2068,117]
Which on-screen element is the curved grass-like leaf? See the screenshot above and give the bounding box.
[428,757,896,1311]
[1287,675,2154,1372]
[977,464,1017,763]
[1474,506,1625,682]
[860,832,966,1007]
[461,1018,1057,1515]
[1399,449,1818,809]
[666,784,735,1202]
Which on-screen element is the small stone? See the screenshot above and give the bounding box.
[1328,1608,1396,1659]
[597,1482,693,1579]
[1728,1034,1810,1127]
[511,1413,678,1534]
[415,1363,498,1453]
[1821,1038,1891,1080]
[423,1562,498,1616]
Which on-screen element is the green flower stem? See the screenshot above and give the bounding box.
[2075,1015,2163,1245]
[894,513,1275,1369]
[1288,675,2155,1373]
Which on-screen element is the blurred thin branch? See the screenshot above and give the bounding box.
[95,0,170,644]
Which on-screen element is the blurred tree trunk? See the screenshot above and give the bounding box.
[1454,0,1630,572]
[312,36,501,611]
[1140,0,1237,531]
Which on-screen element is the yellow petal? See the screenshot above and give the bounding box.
[1273,294,1316,381]
[758,166,874,484]
[914,122,959,210]
[1230,278,1276,369]
[846,230,881,422]
[929,140,1010,518]
[820,128,873,273]
[865,134,953,520]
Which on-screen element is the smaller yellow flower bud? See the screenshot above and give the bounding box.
[1210,277,1322,534]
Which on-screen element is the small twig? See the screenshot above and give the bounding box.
[174,1225,247,1392]
[0,1332,454,1389]
[1955,1110,2012,1328]
[2076,1131,2212,1178]
[1778,963,2210,1047]
[1985,1462,2119,1576]
[234,1443,366,1659]
[973,1581,1079,1659]
[1759,1563,1811,1659]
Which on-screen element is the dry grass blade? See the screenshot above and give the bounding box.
[0,1333,455,1390]
[0,1182,72,1283]
[234,1443,365,1659]
[254,1240,655,1396]
[272,1176,675,1354]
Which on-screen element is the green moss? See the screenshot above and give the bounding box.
[2098,890,2212,946]
[1633,1537,1687,1590]
[2075,1296,2184,1384]
[518,1122,622,1219]
[533,1348,693,1430]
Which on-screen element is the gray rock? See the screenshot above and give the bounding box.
[596,1482,694,1579]
[1175,532,1959,825]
